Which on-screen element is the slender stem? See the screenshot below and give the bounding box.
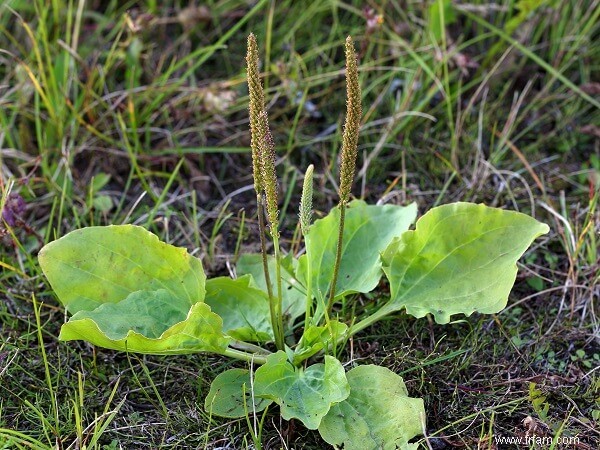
[303,245,313,326]
[326,202,346,316]
[271,233,285,350]
[242,385,261,450]
[223,348,268,365]
[256,194,274,300]
[348,306,390,337]
[257,194,284,350]
[230,339,272,355]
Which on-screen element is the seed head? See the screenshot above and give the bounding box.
[338,36,362,204]
[246,33,265,195]
[259,111,279,237]
[299,164,314,236]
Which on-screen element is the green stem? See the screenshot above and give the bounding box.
[256,195,274,300]
[230,340,272,355]
[256,195,284,350]
[271,232,285,350]
[345,302,394,342]
[326,202,346,317]
[223,348,268,365]
[303,241,313,326]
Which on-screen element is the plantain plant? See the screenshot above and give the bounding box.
[38,35,549,449]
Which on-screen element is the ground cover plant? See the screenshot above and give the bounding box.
[1,1,599,449]
[35,34,550,448]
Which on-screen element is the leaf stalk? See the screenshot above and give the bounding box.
[223,348,268,365]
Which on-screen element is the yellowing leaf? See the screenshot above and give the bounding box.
[60,290,230,355]
[39,226,228,355]
[39,225,205,313]
[382,203,549,323]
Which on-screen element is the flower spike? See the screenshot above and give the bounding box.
[338,36,362,204]
[299,164,314,236]
[327,36,362,314]
[245,34,285,350]
[259,111,279,237]
[246,33,265,195]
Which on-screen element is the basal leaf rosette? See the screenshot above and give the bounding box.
[39,225,230,354]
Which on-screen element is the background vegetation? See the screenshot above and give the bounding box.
[1,0,598,448]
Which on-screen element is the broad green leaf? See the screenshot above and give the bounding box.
[297,200,417,303]
[204,368,272,418]
[382,203,550,323]
[293,321,348,365]
[39,225,205,314]
[253,351,350,430]
[59,289,230,355]
[205,275,273,342]
[318,365,425,450]
[237,253,305,323]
